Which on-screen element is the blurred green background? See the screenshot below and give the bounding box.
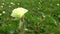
[0,0,60,34]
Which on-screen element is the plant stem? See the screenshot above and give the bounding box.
[21,17,25,34]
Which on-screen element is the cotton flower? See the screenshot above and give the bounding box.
[11,7,28,18]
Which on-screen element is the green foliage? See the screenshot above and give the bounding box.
[0,0,60,34]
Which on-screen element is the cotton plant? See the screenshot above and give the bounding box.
[11,7,28,33]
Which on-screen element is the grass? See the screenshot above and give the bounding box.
[0,0,60,34]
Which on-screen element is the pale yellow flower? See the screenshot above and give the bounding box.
[11,7,28,18]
